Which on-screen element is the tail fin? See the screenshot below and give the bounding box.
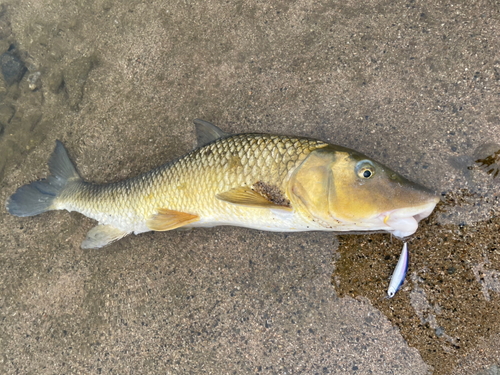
[6,140,81,217]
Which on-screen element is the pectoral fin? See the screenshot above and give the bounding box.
[216,184,292,210]
[81,225,130,249]
[146,208,200,231]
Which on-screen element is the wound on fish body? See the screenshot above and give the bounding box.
[5,119,439,249]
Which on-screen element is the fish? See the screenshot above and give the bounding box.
[5,119,440,249]
[387,242,409,298]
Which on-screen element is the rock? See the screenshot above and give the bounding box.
[0,149,5,181]
[0,4,12,40]
[0,77,7,99]
[6,84,20,100]
[63,55,96,110]
[27,71,41,90]
[0,18,11,39]
[0,103,14,125]
[0,40,10,55]
[0,139,22,183]
[476,364,499,375]
[47,70,63,93]
[0,52,27,86]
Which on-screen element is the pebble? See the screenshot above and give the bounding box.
[27,71,41,91]
[63,55,96,110]
[0,103,14,125]
[477,364,499,375]
[47,70,63,93]
[0,52,27,86]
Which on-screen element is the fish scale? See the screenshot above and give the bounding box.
[6,120,439,249]
[56,134,326,233]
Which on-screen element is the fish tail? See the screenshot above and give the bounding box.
[6,140,82,217]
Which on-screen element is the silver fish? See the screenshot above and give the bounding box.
[387,242,409,298]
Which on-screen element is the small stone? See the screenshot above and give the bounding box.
[0,5,12,40]
[47,70,63,93]
[27,71,41,91]
[102,0,113,11]
[6,84,20,101]
[0,52,27,86]
[477,364,500,375]
[435,326,445,337]
[0,104,14,125]
[63,55,96,110]
[0,78,7,98]
[0,40,10,55]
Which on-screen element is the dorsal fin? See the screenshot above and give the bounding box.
[193,119,229,148]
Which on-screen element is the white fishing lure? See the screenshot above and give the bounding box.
[387,242,409,298]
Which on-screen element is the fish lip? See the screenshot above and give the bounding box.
[381,196,439,221]
[379,197,439,236]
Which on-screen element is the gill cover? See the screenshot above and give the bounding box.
[287,147,397,226]
[288,150,336,225]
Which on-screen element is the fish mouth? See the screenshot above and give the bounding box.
[380,197,439,238]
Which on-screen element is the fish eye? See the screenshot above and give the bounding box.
[355,160,375,179]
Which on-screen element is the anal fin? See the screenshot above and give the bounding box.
[146,208,200,231]
[81,225,130,249]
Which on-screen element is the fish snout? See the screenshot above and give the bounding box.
[381,196,439,238]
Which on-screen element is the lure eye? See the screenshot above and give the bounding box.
[355,160,375,179]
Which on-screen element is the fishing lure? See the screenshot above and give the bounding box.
[387,242,409,298]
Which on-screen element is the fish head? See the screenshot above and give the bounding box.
[288,146,439,237]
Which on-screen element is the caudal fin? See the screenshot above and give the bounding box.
[6,140,81,217]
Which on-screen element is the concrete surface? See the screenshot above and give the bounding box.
[0,0,499,374]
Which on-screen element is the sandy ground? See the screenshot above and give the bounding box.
[0,0,499,374]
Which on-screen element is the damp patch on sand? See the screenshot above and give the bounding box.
[332,190,500,375]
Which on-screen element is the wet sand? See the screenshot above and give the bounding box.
[334,191,500,375]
